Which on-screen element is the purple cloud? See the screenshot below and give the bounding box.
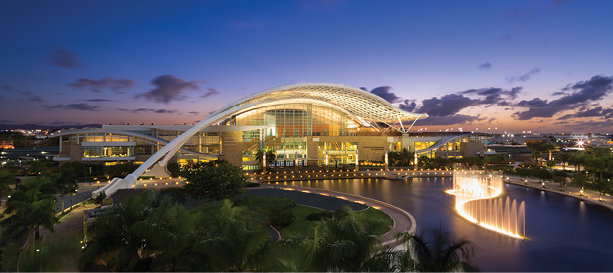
[132,108,177,114]
[69,77,134,93]
[44,103,99,111]
[136,75,200,103]
[479,62,492,70]
[50,47,80,68]
[201,87,220,98]
[414,114,483,126]
[506,68,540,83]
[514,75,613,120]
[417,94,480,116]
[370,86,400,103]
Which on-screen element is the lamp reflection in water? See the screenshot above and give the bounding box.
[446,171,525,239]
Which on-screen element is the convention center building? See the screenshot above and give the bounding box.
[51,83,487,171]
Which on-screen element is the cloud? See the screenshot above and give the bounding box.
[189,111,199,115]
[0,119,13,123]
[414,114,483,126]
[69,77,134,93]
[44,103,99,111]
[506,68,540,83]
[136,75,200,104]
[3,85,12,91]
[370,86,400,103]
[556,106,613,120]
[551,91,566,96]
[513,75,613,120]
[79,99,113,102]
[21,91,44,102]
[131,108,177,114]
[417,94,480,116]
[479,62,492,70]
[399,99,417,112]
[201,88,220,98]
[50,47,80,68]
[461,86,522,105]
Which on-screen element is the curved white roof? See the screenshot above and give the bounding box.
[210,83,428,124]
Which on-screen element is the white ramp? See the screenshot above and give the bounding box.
[92,177,131,198]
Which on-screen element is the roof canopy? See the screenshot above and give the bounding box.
[210,83,428,125]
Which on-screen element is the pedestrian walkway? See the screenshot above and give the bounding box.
[39,202,97,272]
[505,175,613,211]
[257,183,416,246]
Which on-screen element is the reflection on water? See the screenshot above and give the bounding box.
[275,177,613,272]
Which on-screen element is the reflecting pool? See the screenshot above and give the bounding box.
[273,177,613,271]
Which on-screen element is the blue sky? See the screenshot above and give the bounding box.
[1,0,612,133]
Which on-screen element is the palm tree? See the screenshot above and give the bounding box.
[192,199,279,272]
[0,170,15,208]
[399,148,415,167]
[255,149,276,173]
[77,190,158,271]
[50,164,79,212]
[556,152,571,170]
[283,210,391,272]
[396,226,478,272]
[0,235,81,272]
[2,176,58,253]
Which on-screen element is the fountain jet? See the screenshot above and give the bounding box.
[446,171,525,239]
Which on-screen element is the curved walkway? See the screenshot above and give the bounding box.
[504,175,613,211]
[257,183,416,246]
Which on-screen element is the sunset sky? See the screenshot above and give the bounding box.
[1,0,612,134]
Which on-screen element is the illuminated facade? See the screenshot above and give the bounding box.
[53,83,492,173]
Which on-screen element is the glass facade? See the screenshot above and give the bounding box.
[83,145,134,158]
[233,103,360,166]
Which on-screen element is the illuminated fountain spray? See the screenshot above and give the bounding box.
[446,171,525,239]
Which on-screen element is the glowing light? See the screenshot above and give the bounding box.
[447,171,526,239]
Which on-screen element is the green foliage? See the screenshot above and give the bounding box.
[484,154,506,165]
[552,170,569,186]
[515,167,532,181]
[571,172,589,190]
[418,155,433,169]
[531,167,553,183]
[2,176,58,248]
[28,160,47,176]
[245,182,261,187]
[396,227,478,272]
[0,170,14,200]
[306,209,349,221]
[93,191,107,206]
[458,156,484,168]
[166,162,180,177]
[235,195,297,226]
[104,162,140,179]
[180,160,247,201]
[0,235,81,272]
[271,209,295,229]
[388,148,415,167]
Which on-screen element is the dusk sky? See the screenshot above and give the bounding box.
[1,0,612,134]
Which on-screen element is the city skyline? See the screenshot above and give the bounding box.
[1,0,612,134]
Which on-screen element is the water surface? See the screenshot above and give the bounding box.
[273,178,613,271]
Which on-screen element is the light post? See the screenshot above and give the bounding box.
[384,150,389,171]
[262,153,266,174]
[355,149,359,172]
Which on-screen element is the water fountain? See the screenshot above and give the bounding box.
[446,171,525,239]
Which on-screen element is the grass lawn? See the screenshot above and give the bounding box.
[278,206,393,239]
